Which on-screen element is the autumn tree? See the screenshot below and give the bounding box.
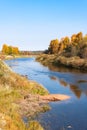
[59,37,70,53]
[71,32,83,46]
[83,34,87,43]
[47,32,87,58]
[8,46,12,55]
[2,44,9,54]
[61,37,70,47]
[1,44,19,55]
[48,39,59,54]
[12,47,19,54]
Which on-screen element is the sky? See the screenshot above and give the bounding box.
[0,0,87,51]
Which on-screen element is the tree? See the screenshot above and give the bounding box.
[47,32,87,58]
[12,47,19,54]
[60,37,70,48]
[71,32,83,46]
[2,44,9,54]
[8,46,12,55]
[83,34,87,43]
[48,39,59,54]
[1,44,19,55]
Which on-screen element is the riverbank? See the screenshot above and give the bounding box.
[0,59,70,130]
[0,59,49,130]
[0,54,31,60]
[36,54,87,70]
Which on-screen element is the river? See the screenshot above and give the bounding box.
[5,57,87,130]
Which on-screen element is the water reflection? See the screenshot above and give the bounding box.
[49,75,87,98]
[70,84,82,98]
[49,76,57,81]
[59,79,68,87]
[48,64,86,73]
[5,58,87,130]
[49,75,68,87]
[5,58,87,99]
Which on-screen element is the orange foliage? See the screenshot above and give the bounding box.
[48,32,84,55]
[48,39,59,54]
[2,44,9,54]
[2,44,19,55]
[71,32,83,45]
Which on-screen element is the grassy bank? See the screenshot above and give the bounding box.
[36,54,87,70]
[0,59,49,130]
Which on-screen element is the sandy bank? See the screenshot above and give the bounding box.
[40,94,70,101]
[19,94,70,117]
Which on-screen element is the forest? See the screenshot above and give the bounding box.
[1,44,19,55]
[47,32,87,58]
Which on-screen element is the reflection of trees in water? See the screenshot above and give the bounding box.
[49,75,87,98]
[59,79,68,87]
[49,76,68,87]
[59,79,82,98]
[48,64,85,73]
[49,75,69,87]
[70,84,82,98]
[49,76,57,81]
[85,91,87,96]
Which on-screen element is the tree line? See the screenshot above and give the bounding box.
[1,44,19,55]
[46,32,87,58]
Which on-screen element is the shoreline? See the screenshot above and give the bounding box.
[0,58,70,130]
[36,54,87,71]
[0,54,31,60]
[0,59,49,130]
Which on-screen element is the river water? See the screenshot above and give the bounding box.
[5,57,87,130]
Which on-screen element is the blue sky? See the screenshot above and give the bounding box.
[0,0,87,51]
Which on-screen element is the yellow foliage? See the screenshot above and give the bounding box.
[1,44,19,55]
[2,44,9,54]
[71,32,83,44]
[48,39,59,54]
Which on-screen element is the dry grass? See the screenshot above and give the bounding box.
[0,60,48,130]
[36,54,87,70]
